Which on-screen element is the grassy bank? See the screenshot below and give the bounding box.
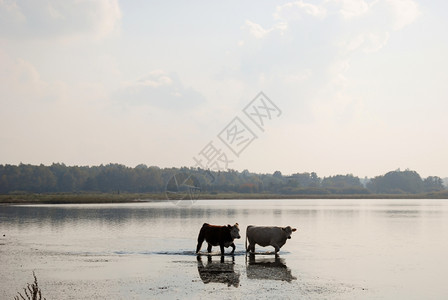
[0,193,166,204]
[1,190,448,204]
[198,190,448,200]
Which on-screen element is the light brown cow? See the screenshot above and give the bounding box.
[246,225,297,254]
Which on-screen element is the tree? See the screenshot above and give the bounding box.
[273,171,283,179]
[423,176,445,192]
[321,174,368,194]
[367,170,424,194]
[321,174,362,188]
[290,172,318,187]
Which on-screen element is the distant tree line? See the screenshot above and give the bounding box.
[0,163,445,195]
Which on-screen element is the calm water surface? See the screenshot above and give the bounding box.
[1,199,448,299]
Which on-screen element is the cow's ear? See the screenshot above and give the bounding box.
[227,224,231,228]
[292,228,297,232]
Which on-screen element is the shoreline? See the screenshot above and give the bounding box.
[1,190,448,204]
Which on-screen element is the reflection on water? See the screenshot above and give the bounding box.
[0,204,241,228]
[380,210,421,218]
[246,254,296,282]
[2,200,446,229]
[196,255,239,287]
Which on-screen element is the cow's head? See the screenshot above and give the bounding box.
[228,223,241,239]
[282,226,297,239]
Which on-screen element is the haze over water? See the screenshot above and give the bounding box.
[1,199,448,299]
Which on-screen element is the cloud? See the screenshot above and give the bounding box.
[328,0,370,19]
[385,0,420,30]
[0,52,67,105]
[242,1,330,41]
[0,0,26,24]
[283,69,313,84]
[115,71,206,110]
[243,20,287,39]
[0,0,121,40]
[275,1,327,20]
[134,71,173,88]
[234,0,420,131]
[273,0,419,29]
[345,32,390,52]
[244,20,273,39]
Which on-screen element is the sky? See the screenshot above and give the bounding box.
[1,0,447,178]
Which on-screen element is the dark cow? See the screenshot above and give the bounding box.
[246,225,297,254]
[196,223,241,255]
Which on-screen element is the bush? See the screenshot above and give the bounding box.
[14,272,46,300]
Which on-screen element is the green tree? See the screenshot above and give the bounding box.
[367,170,424,194]
[423,176,445,192]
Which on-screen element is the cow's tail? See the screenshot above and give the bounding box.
[245,226,247,263]
[198,223,209,242]
[245,226,248,254]
[196,223,208,253]
[198,223,209,239]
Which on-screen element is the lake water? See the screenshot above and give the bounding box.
[1,199,448,299]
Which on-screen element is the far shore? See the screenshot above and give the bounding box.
[1,190,448,204]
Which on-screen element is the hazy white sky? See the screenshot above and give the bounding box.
[1,0,447,178]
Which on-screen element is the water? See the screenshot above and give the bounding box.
[1,199,448,299]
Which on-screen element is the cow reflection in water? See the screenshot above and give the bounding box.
[246,254,296,282]
[197,255,240,287]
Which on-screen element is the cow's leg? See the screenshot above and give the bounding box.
[219,243,225,255]
[196,241,203,253]
[196,230,205,253]
[248,253,256,263]
[247,237,256,253]
[230,242,236,254]
[273,245,280,254]
[247,242,255,253]
[207,243,212,253]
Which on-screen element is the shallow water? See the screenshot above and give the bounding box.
[1,199,448,299]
